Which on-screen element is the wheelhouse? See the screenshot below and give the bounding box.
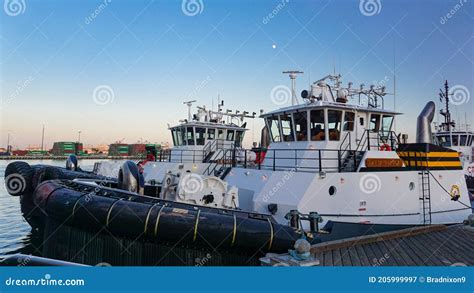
[169,123,246,148]
[434,132,474,148]
[262,103,399,149]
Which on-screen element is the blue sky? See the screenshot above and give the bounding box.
[1,0,473,148]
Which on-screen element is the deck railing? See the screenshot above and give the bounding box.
[155,130,400,173]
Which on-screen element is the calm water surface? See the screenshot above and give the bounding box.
[0,159,103,256]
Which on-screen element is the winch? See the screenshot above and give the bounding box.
[161,171,239,209]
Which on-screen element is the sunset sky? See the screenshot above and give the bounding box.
[1,0,473,149]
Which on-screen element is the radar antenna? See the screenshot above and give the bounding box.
[283,70,304,106]
[183,100,197,121]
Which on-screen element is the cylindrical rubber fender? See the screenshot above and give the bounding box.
[33,180,314,253]
[4,161,34,196]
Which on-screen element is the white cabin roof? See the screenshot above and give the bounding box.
[261,100,401,118]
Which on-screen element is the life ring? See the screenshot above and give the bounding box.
[379,144,392,151]
[450,185,460,201]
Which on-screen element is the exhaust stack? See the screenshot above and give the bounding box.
[416,101,436,144]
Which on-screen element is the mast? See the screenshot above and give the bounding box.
[439,80,455,131]
[283,71,304,106]
[7,132,10,154]
[41,124,45,151]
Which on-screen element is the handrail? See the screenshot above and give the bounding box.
[157,131,400,174]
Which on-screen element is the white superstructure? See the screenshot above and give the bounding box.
[94,73,472,239]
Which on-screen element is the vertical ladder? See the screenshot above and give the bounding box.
[419,171,432,225]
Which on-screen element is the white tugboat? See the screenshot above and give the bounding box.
[433,81,474,195]
[91,72,473,240]
[6,72,472,247]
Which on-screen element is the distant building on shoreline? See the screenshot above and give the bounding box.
[51,142,83,156]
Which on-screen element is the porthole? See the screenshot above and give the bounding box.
[329,186,337,196]
[409,182,415,191]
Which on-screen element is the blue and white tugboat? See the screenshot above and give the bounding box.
[4,73,472,264]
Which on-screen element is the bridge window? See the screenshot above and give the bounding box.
[266,117,281,142]
[294,111,308,141]
[207,128,215,140]
[280,114,295,141]
[452,135,459,146]
[227,130,235,141]
[195,128,206,145]
[370,114,381,132]
[382,115,394,133]
[328,110,342,141]
[460,135,468,146]
[343,112,355,131]
[173,127,185,146]
[218,129,225,140]
[310,110,325,141]
[437,135,451,147]
[185,127,195,145]
[180,128,186,145]
[235,130,244,147]
[171,129,178,146]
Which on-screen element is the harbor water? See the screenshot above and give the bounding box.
[0,159,102,256]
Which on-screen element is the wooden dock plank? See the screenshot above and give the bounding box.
[402,234,443,265]
[384,236,425,265]
[416,233,465,266]
[431,228,473,262]
[332,249,343,266]
[347,245,362,266]
[264,224,474,266]
[445,227,474,252]
[361,243,379,266]
[323,250,333,266]
[339,247,353,266]
[354,243,371,266]
[377,240,407,266]
[428,228,474,265]
[385,238,413,266]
